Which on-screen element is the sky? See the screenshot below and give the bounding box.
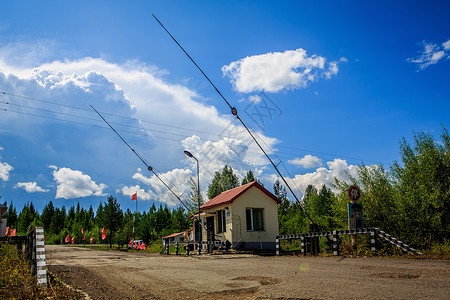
[0,1,449,214]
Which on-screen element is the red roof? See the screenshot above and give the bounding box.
[163,232,184,239]
[200,181,281,210]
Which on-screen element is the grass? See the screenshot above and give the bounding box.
[0,243,81,299]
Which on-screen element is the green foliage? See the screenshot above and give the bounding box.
[186,177,204,213]
[207,165,240,199]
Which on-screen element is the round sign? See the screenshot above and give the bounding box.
[348,185,361,202]
[231,107,238,116]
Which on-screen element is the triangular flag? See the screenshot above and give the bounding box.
[81,228,84,234]
[90,237,94,244]
[71,236,75,244]
[83,234,86,240]
[65,234,70,243]
[10,229,16,237]
[5,226,9,237]
[132,193,137,200]
[129,238,133,248]
[101,227,106,240]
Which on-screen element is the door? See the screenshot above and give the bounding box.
[206,216,215,241]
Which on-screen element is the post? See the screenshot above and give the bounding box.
[333,231,339,256]
[197,242,201,255]
[276,237,280,256]
[186,243,190,256]
[27,227,47,287]
[301,236,306,256]
[166,243,170,255]
[370,229,377,253]
[175,242,179,255]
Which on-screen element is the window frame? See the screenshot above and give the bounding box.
[246,208,265,232]
[217,210,226,233]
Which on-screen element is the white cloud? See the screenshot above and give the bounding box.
[0,161,13,181]
[285,158,358,198]
[222,48,340,93]
[408,39,450,70]
[443,39,450,51]
[14,181,49,193]
[288,155,323,168]
[51,166,107,199]
[130,168,193,206]
[0,147,13,181]
[117,185,153,201]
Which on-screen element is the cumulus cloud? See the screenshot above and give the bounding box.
[51,166,107,199]
[128,168,193,206]
[285,159,359,197]
[0,147,13,181]
[288,155,322,169]
[222,48,341,93]
[117,185,153,201]
[408,39,450,70]
[14,181,49,193]
[0,161,13,181]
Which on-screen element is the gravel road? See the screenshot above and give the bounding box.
[46,245,449,299]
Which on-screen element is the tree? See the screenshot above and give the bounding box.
[100,196,123,248]
[186,177,204,213]
[40,201,55,234]
[207,165,239,200]
[242,170,264,186]
[391,126,450,247]
[5,202,18,228]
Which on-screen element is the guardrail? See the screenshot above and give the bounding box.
[276,228,421,256]
[161,240,229,255]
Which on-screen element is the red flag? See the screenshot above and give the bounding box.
[65,234,70,243]
[71,236,75,244]
[81,228,84,234]
[10,229,16,237]
[132,193,137,200]
[83,234,86,240]
[5,226,9,237]
[139,242,146,250]
[90,237,94,243]
[101,227,106,240]
[129,238,133,248]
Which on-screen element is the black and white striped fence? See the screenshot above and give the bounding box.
[162,240,229,255]
[276,228,421,256]
[26,226,47,286]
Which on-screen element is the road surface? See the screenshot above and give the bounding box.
[46,245,450,299]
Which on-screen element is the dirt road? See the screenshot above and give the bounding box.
[46,245,449,299]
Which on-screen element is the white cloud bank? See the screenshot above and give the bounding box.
[286,158,358,197]
[408,38,450,70]
[0,147,13,181]
[50,166,107,199]
[222,48,341,93]
[288,155,323,169]
[14,181,49,193]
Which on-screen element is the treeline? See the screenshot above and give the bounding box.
[4,196,190,246]
[3,127,449,249]
[277,127,450,249]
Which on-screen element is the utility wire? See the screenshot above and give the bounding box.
[152,14,318,224]
[1,91,385,164]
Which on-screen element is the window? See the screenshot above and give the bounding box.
[217,210,226,233]
[246,208,264,231]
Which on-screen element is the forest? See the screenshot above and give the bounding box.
[2,127,449,249]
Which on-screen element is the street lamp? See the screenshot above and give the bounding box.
[184,150,202,242]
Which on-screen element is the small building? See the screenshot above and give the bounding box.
[198,181,280,250]
[162,230,191,245]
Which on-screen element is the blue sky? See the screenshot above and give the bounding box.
[1,1,449,214]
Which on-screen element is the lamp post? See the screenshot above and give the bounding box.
[184,150,202,243]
